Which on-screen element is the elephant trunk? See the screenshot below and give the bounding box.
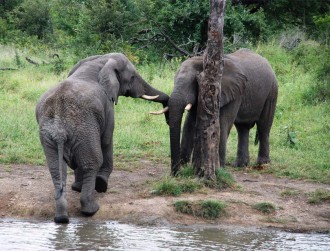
[142,80,169,107]
[168,97,185,176]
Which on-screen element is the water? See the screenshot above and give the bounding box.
[0,219,329,250]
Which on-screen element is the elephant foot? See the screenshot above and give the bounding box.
[95,175,108,193]
[233,159,249,167]
[54,215,69,224]
[257,157,271,165]
[71,181,82,192]
[81,202,99,216]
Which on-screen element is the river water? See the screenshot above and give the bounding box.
[0,219,329,250]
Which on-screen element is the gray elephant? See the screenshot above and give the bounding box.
[153,49,278,175]
[36,53,169,223]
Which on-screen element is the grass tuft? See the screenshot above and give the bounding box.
[177,165,195,178]
[308,189,330,204]
[152,177,182,196]
[174,199,227,219]
[152,175,202,196]
[280,188,300,197]
[203,168,236,190]
[253,202,276,214]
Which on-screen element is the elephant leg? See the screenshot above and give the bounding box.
[95,141,113,193]
[180,108,197,165]
[43,146,69,223]
[71,168,83,192]
[256,97,276,165]
[80,166,99,216]
[234,123,252,167]
[219,101,241,167]
[76,137,103,216]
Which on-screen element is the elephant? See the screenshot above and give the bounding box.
[36,53,169,223]
[152,48,278,175]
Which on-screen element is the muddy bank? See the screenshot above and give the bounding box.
[0,163,329,232]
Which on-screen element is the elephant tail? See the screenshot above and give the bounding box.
[254,130,259,145]
[56,140,67,199]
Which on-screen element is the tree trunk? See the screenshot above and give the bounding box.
[192,0,226,180]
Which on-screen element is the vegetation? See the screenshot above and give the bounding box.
[308,189,330,204]
[152,166,236,196]
[253,202,276,214]
[174,199,227,219]
[152,174,202,196]
[0,1,329,185]
[280,189,300,197]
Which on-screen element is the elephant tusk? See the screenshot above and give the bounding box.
[149,106,169,115]
[142,94,159,100]
[184,103,192,111]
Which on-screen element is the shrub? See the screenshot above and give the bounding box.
[292,41,330,104]
[308,189,330,204]
[174,199,227,219]
[152,175,202,196]
[152,177,181,196]
[253,202,276,214]
[204,168,236,190]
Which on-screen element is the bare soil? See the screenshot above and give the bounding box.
[0,161,329,232]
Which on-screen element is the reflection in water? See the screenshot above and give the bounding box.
[0,219,329,250]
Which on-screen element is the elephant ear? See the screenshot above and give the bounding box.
[220,62,247,107]
[98,59,120,104]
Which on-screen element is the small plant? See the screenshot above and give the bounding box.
[51,57,66,75]
[253,202,276,214]
[173,200,194,215]
[152,177,182,196]
[177,165,195,178]
[15,50,22,68]
[204,168,236,190]
[174,199,227,219]
[280,188,300,197]
[152,175,202,196]
[179,179,202,193]
[285,125,298,148]
[308,189,330,204]
[198,200,227,219]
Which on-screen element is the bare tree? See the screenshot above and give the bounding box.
[192,0,226,180]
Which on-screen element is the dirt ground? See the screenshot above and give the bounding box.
[0,161,329,232]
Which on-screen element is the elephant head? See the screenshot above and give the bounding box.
[152,55,246,175]
[68,53,169,106]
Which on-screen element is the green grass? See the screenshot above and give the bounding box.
[0,41,329,185]
[253,202,276,214]
[152,175,202,196]
[307,189,330,204]
[280,188,300,197]
[174,199,227,219]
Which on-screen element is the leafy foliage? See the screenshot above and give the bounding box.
[1,0,329,58]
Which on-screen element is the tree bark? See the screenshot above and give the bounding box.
[192,0,226,180]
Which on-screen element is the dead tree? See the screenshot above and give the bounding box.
[192,0,226,180]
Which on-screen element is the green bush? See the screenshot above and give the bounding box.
[152,175,202,196]
[152,177,182,196]
[292,41,330,104]
[174,199,227,219]
[308,189,330,204]
[253,202,276,214]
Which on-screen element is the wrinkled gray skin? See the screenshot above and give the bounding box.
[36,53,169,223]
[168,49,278,175]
